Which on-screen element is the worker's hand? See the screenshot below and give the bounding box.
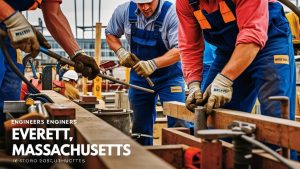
[71,51,100,80]
[203,73,233,114]
[116,47,139,67]
[186,82,203,112]
[133,60,157,77]
[4,12,40,57]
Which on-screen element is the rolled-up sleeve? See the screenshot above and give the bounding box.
[235,0,268,48]
[176,0,204,85]
[105,3,127,38]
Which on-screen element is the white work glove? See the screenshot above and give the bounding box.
[133,60,157,77]
[186,82,203,112]
[116,47,139,68]
[203,73,233,113]
[4,12,40,57]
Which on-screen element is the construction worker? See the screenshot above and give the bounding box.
[0,0,99,136]
[178,0,296,159]
[53,70,80,100]
[106,0,192,145]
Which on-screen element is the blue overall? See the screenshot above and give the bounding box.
[189,0,297,159]
[0,1,36,136]
[128,1,192,145]
[202,41,216,90]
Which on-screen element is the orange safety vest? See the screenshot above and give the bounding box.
[192,1,236,30]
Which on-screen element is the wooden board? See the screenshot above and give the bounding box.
[162,128,300,169]
[43,90,174,169]
[163,101,300,151]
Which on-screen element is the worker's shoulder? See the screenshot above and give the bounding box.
[114,1,131,12]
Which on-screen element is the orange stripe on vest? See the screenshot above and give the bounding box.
[219,1,236,23]
[194,10,212,29]
[28,0,43,10]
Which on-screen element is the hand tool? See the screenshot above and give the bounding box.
[129,54,155,87]
[39,47,155,93]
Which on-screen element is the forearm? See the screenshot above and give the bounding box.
[153,48,180,68]
[41,2,80,56]
[0,1,15,22]
[221,43,260,80]
[106,34,122,52]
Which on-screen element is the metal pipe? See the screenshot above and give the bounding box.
[39,47,155,93]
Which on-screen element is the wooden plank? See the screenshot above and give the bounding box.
[43,90,174,169]
[163,101,300,151]
[162,128,300,169]
[146,145,187,169]
[93,22,102,99]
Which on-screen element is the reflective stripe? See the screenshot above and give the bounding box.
[219,1,236,23]
[193,10,212,29]
[28,0,42,10]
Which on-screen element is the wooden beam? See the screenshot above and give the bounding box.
[43,90,174,169]
[162,128,300,169]
[163,101,300,151]
[93,22,102,99]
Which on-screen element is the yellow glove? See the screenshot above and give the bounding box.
[116,47,139,68]
[4,12,40,57]
[133,60,157,77]
[203,73,233,113]
[186,82,203,112]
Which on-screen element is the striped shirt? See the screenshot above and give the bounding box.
[105,0,179,50]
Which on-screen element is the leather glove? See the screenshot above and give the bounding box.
[203,73,233,114]
[133,60,157,77]
[116,47,139,67]
[71,51,100,80]
[4,12,40,57]
[186,82,203,112]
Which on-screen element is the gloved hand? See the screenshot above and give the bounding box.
[71,51,100,80]
[203,73,233,114]
[186,82,203,112]
[116,47,139,67]
[133,60,157,77]
[4,12,40,57]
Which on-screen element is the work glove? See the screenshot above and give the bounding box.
[186,82,203,112]
[4,12,40,58]
[71,51,100,80]
[116,47,139,67]
[203,73,233,114]
[133,60,157,77]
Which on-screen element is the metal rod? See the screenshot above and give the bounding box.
[74,0,78,38]
[82,0,85,39]
[92,0,94,39]
[39,47,155,93]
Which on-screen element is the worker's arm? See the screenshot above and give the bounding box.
[176,0,204,85]
[203,0,269,113]
[41,1,99,80]
[105,3,139,68]
[41,1,80,56]
[0,1,15,21]
[106,34,122,53]
[153,48,179,68]
[221,0,268,80]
